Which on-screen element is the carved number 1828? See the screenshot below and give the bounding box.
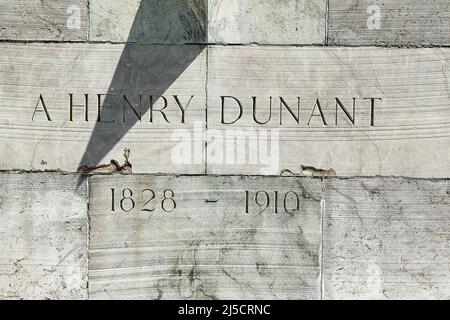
[111,188,176,213]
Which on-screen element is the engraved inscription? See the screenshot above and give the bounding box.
[244,190,301,215]
[110,188,176,213]
[220,96,382,127]
[31,93,382,127]
[32,93,195,124]
[109,187,304,215]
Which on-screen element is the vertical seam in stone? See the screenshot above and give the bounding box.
[325,0,329,46]
[204,0,209,174]
[86,175,90,300]
[320,177,326,300]
[87,0,90,42]
[204,45,209,174]
[205,0,209,43]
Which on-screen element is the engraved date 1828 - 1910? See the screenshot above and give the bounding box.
[109,188,302,215]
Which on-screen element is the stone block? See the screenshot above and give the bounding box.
[90,0,206,43]
[0,173,88,299]
[323,178,450,299]
[328,0,450,46]
[0,43,206,173]
[0,0,87,41]
[88,175,322,299]
[207,46,450,177]
[208,0,326,44]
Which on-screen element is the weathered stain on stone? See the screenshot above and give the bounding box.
[281,165,337,177]
[78,148,132,174]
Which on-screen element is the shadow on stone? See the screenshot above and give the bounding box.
[126,0,206,44]
[77,0,206,186]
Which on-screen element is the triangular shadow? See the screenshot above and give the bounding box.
[78,0,207,186]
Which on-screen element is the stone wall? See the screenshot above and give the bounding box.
[0,0,449,299]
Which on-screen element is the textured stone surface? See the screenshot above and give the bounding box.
[0,173,88,299]
[89,175,322,299]
[0,43,206,173]
[328,0,450,46]
[90,0,206,43]
[208,0,326,44]
[0,0,87,41]
[323,178,450,299]
[207,46,450,177]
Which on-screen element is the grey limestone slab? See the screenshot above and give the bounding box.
[0,173,88,299]
[323,178,450,299]
[328,0,450,46]
[89,0,206,43]
[88,175,322,299]
[90,0,326,45]
[208,0,326,44]
[0,0,87,41]
[207,46,450,177]
[0,43,206,173]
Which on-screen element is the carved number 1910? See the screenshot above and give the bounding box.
[111,188,176,213]
[244,190,300,215]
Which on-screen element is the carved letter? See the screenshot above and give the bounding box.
[307,99,328,126]
[173,95,194,124]
[32,94,51,121]
[335,98,355,126]
[149,96,170,123]
[97,94,116,123]
[221,96,243,125]
[123,95,142,122]
[280,97,300,125]
[69,93,89,121]
[364,97,382,126]
[252,96,272,125]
